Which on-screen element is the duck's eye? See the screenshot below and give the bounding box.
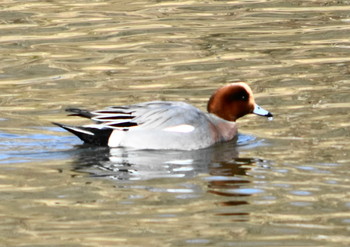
[228,90,249,101]
[240,93,249,101]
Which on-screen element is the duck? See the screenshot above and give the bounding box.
[54,82,273,150]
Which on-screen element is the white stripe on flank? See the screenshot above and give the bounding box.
[163,124,195,133]
[70,127,94,135]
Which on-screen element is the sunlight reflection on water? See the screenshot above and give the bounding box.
[1,0,350,246]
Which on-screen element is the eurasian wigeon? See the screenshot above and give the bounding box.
[54,82,273,150]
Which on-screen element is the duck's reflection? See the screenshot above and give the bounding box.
[72,137,263,220]
[72,139,249,180]
[205,158,255,218]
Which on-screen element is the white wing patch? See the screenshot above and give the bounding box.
[162,124,195,133]
[108,130,126,147]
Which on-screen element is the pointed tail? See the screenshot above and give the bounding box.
[53,122,113,146]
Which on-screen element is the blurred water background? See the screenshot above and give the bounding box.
[0,0,350,246]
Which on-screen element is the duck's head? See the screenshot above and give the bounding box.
[207,82,273,121]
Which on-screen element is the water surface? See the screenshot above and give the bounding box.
[1,0,350,246]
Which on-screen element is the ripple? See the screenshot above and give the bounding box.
[1,0,350,246]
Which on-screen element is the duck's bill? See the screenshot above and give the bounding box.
[253,104,273,118]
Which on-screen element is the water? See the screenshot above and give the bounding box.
[1,0,350,246]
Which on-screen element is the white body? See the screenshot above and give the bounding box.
[57,83,272,150]
[91,101,237,150]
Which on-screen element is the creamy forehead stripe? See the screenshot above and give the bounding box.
[163,124,195,133]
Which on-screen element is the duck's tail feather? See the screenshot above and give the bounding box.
[65,108,94,119]
[53,122,113,146]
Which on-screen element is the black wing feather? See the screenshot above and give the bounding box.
[65,108,94,119]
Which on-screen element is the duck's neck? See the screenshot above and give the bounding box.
[208,114,238,142]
